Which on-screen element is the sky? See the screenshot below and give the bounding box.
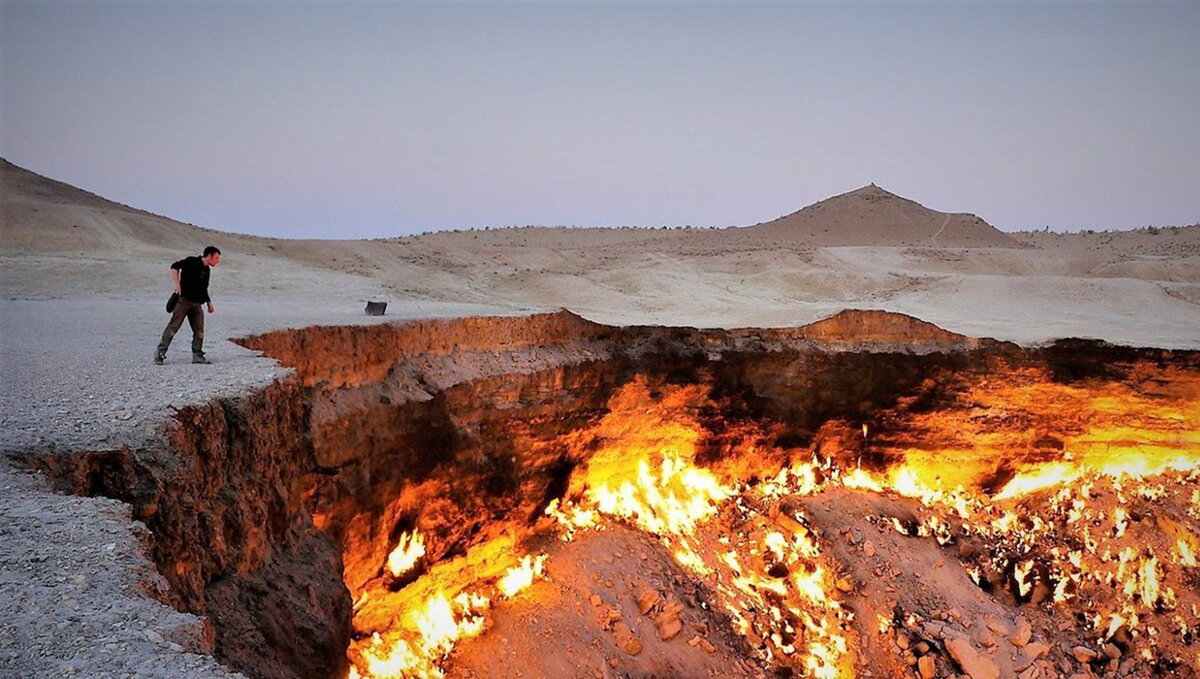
[3,1,1198,239]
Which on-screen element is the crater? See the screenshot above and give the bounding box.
[22,310,1200,679]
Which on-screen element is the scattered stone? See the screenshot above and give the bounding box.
[653,595,684,641]
[658,617,682,641]
[1071,646,1098,663]
[635,584,661,615]
[596,605,622,630]
[1014,642,1050,671]
[918,655,937,679]
[1009,618,1032,647]
[613,622,642,656]
[945,637,1000,679]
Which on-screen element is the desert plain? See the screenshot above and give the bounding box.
[2,157,1199,679]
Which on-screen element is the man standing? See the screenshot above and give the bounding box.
[155,246,221,364]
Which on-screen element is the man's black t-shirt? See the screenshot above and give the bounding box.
[172,256,212,304]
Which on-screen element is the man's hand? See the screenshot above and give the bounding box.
[207,302,215,313]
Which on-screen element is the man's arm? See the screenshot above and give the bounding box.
[171,267,182,294]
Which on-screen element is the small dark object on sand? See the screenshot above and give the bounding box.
[365,301,387,316]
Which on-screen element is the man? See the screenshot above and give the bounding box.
[155,246,221,364]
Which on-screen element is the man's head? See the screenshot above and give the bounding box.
[202,245,222,267]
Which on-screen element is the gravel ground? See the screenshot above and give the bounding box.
[0,296,521,679]
[0,458,245,679]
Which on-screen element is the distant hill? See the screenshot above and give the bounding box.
[0,158,226,255]
[743,184,1019,247]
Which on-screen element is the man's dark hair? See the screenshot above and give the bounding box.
[203,246,221,257]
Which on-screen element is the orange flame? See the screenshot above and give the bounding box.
[386,531,426,577]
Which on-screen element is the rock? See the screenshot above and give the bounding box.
[1070,646,1098,663]
[597,606,623,630]
[1009,618,1032,647]
[1101,643,1120,660]
[896,633,910,650]
[658,618,682,641]
[1110,626,1132,647]
[141,629,163,644]
[918,655,937,679]
[635,585,661,615]
[835,578,854,593]
[1030,581,1053,605]
[864,541,876,557]
[613,622,642,656]
[945,637,1000,679]
[1014,641,1050,671]
[654,595,684,640]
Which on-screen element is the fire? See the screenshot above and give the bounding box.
[496,553,547,598]
[387,531,426,577]
[1179,536,1198,567]
[350,361,1200,678]
[358,592,490,679]
[563,378,732,537]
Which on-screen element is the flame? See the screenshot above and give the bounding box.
[496,553,547,598]
[544,379,854,677]
[566,378,732,537]
[358,592,490,679]
[351,364,1200,678]
[1179,537,1198,567]
[387,531,426,577]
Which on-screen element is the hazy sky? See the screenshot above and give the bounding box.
[3,1,1198,238]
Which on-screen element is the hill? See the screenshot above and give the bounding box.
[743,184,1019,247]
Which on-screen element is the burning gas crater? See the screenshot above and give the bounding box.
[345,363,1199,679]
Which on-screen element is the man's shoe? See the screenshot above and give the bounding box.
[192,354,211,364]
[155,351,165,365]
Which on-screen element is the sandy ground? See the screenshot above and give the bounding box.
[1,159,1198,678]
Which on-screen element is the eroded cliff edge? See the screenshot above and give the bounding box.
[24,309,1194,679]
